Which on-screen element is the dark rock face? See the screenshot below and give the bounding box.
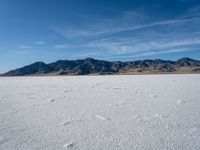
[3,62,54,76]
[2,57,200,76]
[48,60,81,72]
[57,58,115,75]
[175,57,200,67]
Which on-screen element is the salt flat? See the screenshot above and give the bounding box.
[0,75,200,150]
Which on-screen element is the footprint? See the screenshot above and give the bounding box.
[49,99,56,102]
[148,113,169,120]
[61,119,82,126]
[26,93,36,96]
[149,94,158,98]
[137,113,166,121]
[63,141,74,148]
[162,114,169,118]
[132,115,142,120]
[112,87,121,90]
[61,121,72,126]
[176,99,186,106]
[92,83,101,88]
[1,95,11,99]
[183,134,187,138]
[152,113,163,119]
[94,115,110,121]
[109,101,126,107]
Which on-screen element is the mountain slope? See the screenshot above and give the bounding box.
[2,57,200,76]
[3,62,54,76]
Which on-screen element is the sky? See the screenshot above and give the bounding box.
[0,0,200,73]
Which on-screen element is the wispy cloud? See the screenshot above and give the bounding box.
[74,52,101,58]
[18,41,45,49]
[34,41,45,45]
[102,48,191,59]
[53,44,69,49]
[49,6,200,58]
[85,37,200,55]
[130,48,193,58]
[18,45,30,49]
[49,10,151,38]
[15,50,29,54]
[51,12,200,39]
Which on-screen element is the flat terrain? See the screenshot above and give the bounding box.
[0,75,200,150]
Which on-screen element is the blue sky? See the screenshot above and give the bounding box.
[0,0,200,73]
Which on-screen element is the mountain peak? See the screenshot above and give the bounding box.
[2,57,200,76]
[177,57,194,62]
[84,57,95,60]
[84,57,97,62]
[176,57,199,67]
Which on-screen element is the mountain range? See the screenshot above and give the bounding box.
[2,57,200,76]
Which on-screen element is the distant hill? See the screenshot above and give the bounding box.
[2,57,200,76]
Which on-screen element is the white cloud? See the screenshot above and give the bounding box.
[83,37,200,57]
[134,48,190,57]
[75,52,100,58]
[51,12,199,39]
[49,7,200,58]
[103,48,192,59]
[34,41,45,45]
[18,45,30,49]
[53,44,69,49]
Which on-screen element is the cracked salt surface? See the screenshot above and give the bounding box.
[0,74,200,150]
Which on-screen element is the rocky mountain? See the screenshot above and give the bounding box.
[2,57,200,76]
[3,62,55,76]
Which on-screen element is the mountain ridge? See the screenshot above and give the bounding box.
[2,57,200,76]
